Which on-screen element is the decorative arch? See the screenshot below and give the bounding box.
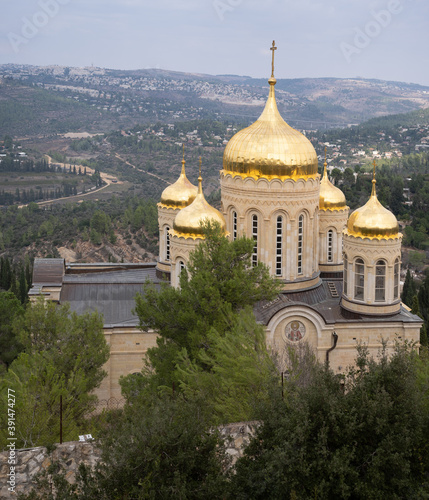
[265,304,327,347]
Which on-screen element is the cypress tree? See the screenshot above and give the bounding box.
[402,269,416,307]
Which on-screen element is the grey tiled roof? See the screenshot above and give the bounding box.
[255,279,422,326]
[60,265,161,328]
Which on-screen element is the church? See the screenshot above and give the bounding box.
[31,44,422,401]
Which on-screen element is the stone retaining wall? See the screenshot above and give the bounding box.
[0,422,258,498]
[0,441,101,498]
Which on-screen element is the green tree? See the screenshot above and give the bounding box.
[0,291,24,369]
[133,221,280,390]
[19,394,230,500]
[175,308,276,424]
[232,343,429,499]
[0,300,109,448]
[402,268,416,307]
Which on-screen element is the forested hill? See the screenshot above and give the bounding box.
[363,107,429,129]
[0,79,116,137]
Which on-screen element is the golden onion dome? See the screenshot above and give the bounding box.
[346,169,399,240]
[159,152,197,209]
[319,155,347,211]
[222,56,318,180]
[172,163,226,238]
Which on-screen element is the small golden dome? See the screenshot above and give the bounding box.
[159,152,197,209]
[172,161,226,238]
[222,78,318,180]
[346,170,399,240]
[319,154,347,211]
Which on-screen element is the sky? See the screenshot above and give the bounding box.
[1,0,428,86]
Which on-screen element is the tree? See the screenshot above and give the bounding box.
[132,221,281,391]
[232,343,429,499]
[0,291,24,369]
[22,395,231,499]
[402,268,416,307]
[175,308,276,424]
[0,300,109,448]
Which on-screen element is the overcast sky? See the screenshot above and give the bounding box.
[1,0,428,86]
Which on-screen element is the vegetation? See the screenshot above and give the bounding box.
[19,344,429,499]
[0,195,159,258]
[232,343,429,500]
[0,300,109,449]
[129,221,280,412]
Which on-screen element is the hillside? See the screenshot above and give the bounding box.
[2,65,429,139]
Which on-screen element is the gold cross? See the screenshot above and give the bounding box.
[373,159,376,179]
[199,156,202,177]
[270,40,277,78]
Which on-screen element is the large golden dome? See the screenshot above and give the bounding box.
[172,167,226,238]
[346,174,399,240]
[159,153,197,209]
[222,77,318,180]
[319,156,347,211]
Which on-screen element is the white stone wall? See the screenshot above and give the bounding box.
[220,172,320,290]
[318,208,349,271]
[342,232,402,315]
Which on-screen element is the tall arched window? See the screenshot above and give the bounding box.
[252,215,258,267]
[327,230,334,263]
[394,258,400,300]
[343,254,348,295]
[276,216,283,276]
[166,226,170,261]
[297,215,304,275]
[354,258,365,300]
[179,260,185,272]
[232,211,237,241]
[375,260,386,302]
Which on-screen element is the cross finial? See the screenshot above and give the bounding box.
[182,144,185,161]
[270,40,277,78]
[199,156,202,177]
[324,146,328,174]
[371,159,377,196]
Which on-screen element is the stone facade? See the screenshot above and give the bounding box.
[342,232,402,315]
[318,208,349,273]
[0,423,258,498]
[97,326,158,400]
[156,203,179,278]
[169,232,201,288]
[220,172,321,291]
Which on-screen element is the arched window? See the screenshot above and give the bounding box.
[166,226,170,261]
[252,215,258,267]
[327,230,334,263]
[297,215,304,275]
[343,254,348,295]
[375,260,386,302]
[394,258,400,300]
[276,216,283,276]
[354,258,365,300]
[232,211,237,241]
[179,260,185,272]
